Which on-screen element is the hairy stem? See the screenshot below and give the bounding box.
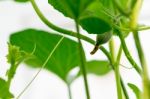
[75,21,90,99]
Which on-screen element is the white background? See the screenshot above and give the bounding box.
[0,0,150,99]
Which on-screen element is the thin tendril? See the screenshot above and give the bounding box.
[119,64,133,69]
[16,36,64,99]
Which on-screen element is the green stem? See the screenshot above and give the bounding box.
[132,31,150,99]
[67,83,72,99]
[109,39,122,99]
[120,78,129,99]
[7,63,17,89]
[75,21,90,99]
[130,0,143,30]
[109,38,115,63]
[138,26,150,31]
[133,31,145,68]
[109,39,129,99]
[117,30,142,75]
[115,46,123,99]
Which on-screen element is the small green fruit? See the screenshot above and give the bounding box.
[90,31,112,55]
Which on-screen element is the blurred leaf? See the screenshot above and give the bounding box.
[114,0,137,15]
[14,0,29,2]
[130,0,137,9]
[9,29,81,82]
[0,78,14,98]
[48,0,94,19]
[128,83,141,99]
[86,60,111,75]
[67,60,112,84]
[99,0,115,15]
[79,1,112,34]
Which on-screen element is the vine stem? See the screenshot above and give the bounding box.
[138,26,150,31]
[132,31,150,99]
[109,41,129,99]
[75,21,90,99]
[7,63,16,89]
[120,78,129,99]
[117,30,142,75]
[16,36,64,99]
[114,46,123,99]
[109,39,122,99]
[133,31,146,69]
[109,38,115,63]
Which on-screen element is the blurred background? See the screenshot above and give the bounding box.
[0,0,150,99]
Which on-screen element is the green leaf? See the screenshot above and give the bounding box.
[79,1,112,34]
[86,60,111,75]
[14,0,29,2]
[9,29,81,82]
[48,0,94,19]
[67,60,111,84]
[77,60,111,76]
[0,78,14,98]
[128,83,141,99]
